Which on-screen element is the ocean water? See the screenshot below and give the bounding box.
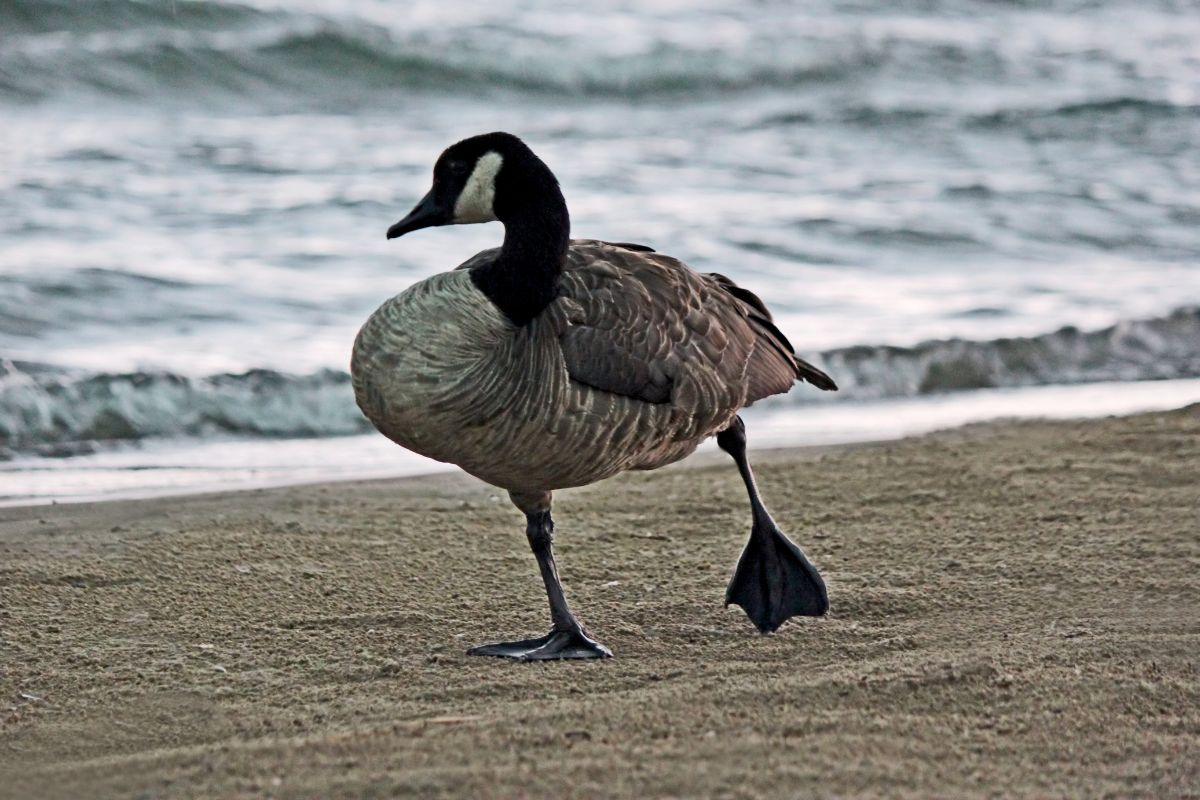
[2,0,1200,503]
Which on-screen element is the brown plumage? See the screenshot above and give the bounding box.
[352,132,836,660]
[353,240,834,491]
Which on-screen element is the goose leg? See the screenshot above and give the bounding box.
[467,491,612,661]
[717,416,829,632]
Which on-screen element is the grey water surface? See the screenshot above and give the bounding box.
[2,0,1199,496]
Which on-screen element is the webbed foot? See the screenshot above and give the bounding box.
[726,518,828,633]
[467,627,612,661]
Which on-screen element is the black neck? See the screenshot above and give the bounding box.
[469,200,570,327]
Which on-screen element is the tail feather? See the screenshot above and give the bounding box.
[706,272,838,399]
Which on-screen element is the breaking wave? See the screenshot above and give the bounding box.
[0,1,869,103]
[5,0,1196,119]
[0,366,369,457]
[3,308,1198,457]
[808,306,1200,402]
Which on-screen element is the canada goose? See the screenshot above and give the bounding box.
[351,132,837,660]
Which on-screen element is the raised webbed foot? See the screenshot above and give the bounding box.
[726,517,828,633]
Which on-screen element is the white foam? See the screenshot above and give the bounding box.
[3,378,1198,508]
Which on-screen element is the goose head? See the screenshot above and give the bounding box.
[386,132,565,240]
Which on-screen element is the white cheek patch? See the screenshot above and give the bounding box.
[453,151,503,223]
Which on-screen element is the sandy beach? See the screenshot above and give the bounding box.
[1,407,1197,799]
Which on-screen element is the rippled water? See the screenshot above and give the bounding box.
[2,0,1199,500]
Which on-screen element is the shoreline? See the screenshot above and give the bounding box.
[1,407,1197,798]
[0,435,854,518]
[6,376,1200,509]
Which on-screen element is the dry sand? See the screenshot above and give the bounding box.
[1,408,1197,799]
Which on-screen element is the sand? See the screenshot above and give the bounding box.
[1,408,1197,799]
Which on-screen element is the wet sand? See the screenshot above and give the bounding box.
[2,408,1197,799]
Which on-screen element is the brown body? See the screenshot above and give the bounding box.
[351,240,832,494]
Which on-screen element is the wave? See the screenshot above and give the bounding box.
[0,6,872,104]
[6,0,1197,119]
[0,0,269,35]
[756,96,1200,132]
[969,98,1200,126]
[0,365,369,458]
[3,307,1198,457]
[807,305,1200,401]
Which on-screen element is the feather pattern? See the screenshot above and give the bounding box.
[352,239,834,493]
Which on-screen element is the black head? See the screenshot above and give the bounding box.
[386,132,564,240]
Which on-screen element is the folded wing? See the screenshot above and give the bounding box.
[556,241,835,417]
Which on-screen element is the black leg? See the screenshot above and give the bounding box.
[467,491,612,661]
[717,416,828,632]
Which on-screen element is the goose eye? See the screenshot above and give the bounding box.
[447,160,470,176]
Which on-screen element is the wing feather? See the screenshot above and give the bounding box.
[556,242,835,421]
[705,272,838,395]
[462,240,835,416]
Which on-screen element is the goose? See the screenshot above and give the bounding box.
[351,132,837,661]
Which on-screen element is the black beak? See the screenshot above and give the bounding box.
[386,188,447,240]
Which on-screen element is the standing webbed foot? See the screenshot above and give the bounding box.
[470,495,614,662]
[467,627,612,661]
